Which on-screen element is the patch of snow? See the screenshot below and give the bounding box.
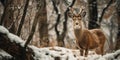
[103,50,120,60]
[0,49,12,57]
[29,46,120,60]
[0,26,9,34]
[0,25,25,47]
[1,26,120,60]
[0,49,12,60]
[7,33,25,47]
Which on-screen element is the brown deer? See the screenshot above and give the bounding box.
[68,7,106,57]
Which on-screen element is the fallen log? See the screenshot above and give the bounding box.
[0,26,33,60]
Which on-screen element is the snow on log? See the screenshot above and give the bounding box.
[0,49,12,60]
[0,26,33,60]
[0,25,120,60]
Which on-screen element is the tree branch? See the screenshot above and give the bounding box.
[69,0,76,8]
[17,0,30,36]
[51,0,59,14]
[60,0,76,46]
[99,0,113,23]
[24,12,39,48]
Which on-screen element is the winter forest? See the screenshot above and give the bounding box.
[0,0,120,60]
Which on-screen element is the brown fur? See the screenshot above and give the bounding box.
[68,7,106,56]
[73,22,106,57]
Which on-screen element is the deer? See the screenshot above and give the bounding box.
[68,7,106,57]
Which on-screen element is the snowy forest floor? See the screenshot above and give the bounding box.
[0,46,120,60]
[0,26,120,60]
[27,46,120,60]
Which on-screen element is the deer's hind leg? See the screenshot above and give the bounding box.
[100,44,104,55]
[85,48,88,57]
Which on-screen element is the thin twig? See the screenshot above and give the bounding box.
[24,12,39,48]
[51,0,58,14]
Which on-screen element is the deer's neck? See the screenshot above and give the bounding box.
[74,26,84,42]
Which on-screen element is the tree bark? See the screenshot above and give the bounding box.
[99,0,113,23]
[51,0,64,47]
[37,0,49,47]
[0,0,16,33]
[52,0,76,47]
[88,0,99,29]
[17,0,29,36]
[115,0,120,50]
[24,11,39,48]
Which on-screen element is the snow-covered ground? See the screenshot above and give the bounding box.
[0,25,120,60]
[29,46,120,60]
[0,49,12,60]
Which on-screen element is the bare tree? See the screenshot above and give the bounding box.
[99,0,113,23]
[51,0,76,47]
[0,0,25,35]
[0,0,5,6]
[115,0,120,50]
[37,0,49,47]
[17,0,29,36]
[88,0,99,29]
[24,12,39,48]
[0,0,19,34]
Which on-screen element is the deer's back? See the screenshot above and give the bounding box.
[90,29,106,44]
[77,29,100,49]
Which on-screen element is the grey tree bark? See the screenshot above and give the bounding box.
[0,0,22,34]
[115,0,120,50]
[37,0,49,47]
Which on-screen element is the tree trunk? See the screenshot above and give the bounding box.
[0,0,24,34]
[115,0,120,50]
[37,0,49,47]
[17,0,29,36]
[0,0,16,33]
[88,0,99,29]
[52,0,66,47]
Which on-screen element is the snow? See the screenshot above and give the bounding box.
[0,49,12,57]
[29,46,78,60]
[29,45,120,60]
[103,50,120,60]
[7,33,25,46]
[0,26,9,34]
[0,49,12,60]
[0,26,120,60]
[0,25,25,47]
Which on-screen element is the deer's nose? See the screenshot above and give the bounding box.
[76,23,79,25]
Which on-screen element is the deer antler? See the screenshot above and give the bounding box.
[69,7,75,15]
[79,6,85,14]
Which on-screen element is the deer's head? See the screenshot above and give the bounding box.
[68,7,86,29]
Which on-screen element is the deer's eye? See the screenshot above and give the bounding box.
[72,16,76,19]
[78,17,81,20]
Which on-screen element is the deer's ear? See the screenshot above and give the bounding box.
[67,11,74,18]
[81,11,86,17]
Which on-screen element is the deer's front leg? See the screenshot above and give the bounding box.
[80,49,84,56]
